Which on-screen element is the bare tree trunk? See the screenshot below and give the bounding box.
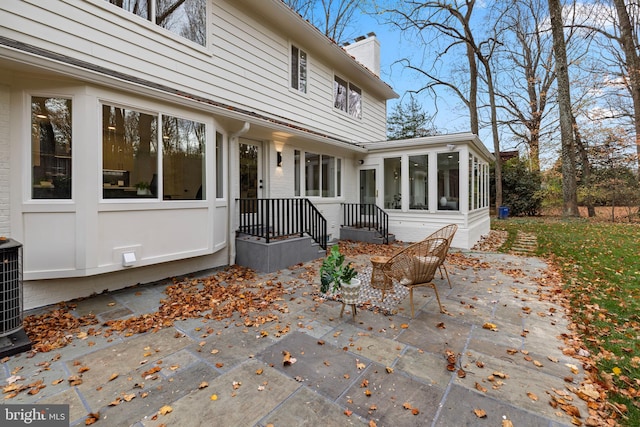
[611,0,640,180]
[572,113,595,217]
[548,0,579,217]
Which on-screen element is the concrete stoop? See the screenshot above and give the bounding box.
[235,234,325,273]
[340,226,396,245]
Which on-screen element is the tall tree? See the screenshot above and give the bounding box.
[387,96,438,140]
[548,0,579,216]
[493,0,556,173]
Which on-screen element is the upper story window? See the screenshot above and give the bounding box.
[291,45,308,93]
[333,76,362,119]
[31,97,72,199]
[106,0,206,46]
[102,104,205,200]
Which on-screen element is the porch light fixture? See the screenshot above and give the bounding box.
[276,151,283,168]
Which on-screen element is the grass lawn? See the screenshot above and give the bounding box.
[492,217,640,426]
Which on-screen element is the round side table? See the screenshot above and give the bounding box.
[370,255,392,300]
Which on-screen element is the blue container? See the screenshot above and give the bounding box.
[498,206,509,219]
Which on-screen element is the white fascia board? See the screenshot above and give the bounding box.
[361,133,495,161]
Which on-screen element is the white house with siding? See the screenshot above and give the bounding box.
[0,0,493,310]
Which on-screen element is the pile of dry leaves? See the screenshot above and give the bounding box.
[22,266,290,354]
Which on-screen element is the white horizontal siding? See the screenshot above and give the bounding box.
[0,0,389,143]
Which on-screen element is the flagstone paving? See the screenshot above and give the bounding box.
[1,249,598,427]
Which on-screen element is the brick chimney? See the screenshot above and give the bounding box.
[343,32,380,77]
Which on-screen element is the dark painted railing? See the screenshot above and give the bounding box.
[341,203,390,244]
[236,198,327,250]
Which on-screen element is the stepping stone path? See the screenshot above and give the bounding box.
[511,231,538,254]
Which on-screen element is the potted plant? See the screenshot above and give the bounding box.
[320,245,360,304]
[135,181,151,195]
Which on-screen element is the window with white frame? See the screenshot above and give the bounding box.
[216,131,224,198]
[437,152,459,210]
[31,96,72,199]
[291,45,308,93]
[295,151,340,197]
[384,157,401,209]
[409,155,428,210]
[105,0,206,46]
[102,104,205,200]
[334,76,362,119]
[469,154,489,210]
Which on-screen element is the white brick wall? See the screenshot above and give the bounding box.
[0,84,10,236]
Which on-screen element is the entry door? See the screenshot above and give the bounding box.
[359,168,376,204]
[239,140,262,211]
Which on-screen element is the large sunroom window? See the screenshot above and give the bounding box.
[31,97,72,199]
[105,0,206,46]
[438,152,459,210]
[409,155,428,210]
[102,104,205,200]
[469,154,489,210]
[384,157,401,209]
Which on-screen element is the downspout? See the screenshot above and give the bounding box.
[228,122,250,266]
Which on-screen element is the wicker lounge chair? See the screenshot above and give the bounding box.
[425,224,458,288]
[381,237,448,317]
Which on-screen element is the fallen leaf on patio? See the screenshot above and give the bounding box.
[108,373,118,381]
[78,366,90,373]
[566,364,579,374]
[457,369,466,378]
[411,408,420,415]
[52,379,64,385]
[317,340,325,345]
[85,412,100,425]
[159,405,173,415]
[436,322,446,329]
[369,420,377,427]
[482,322,498,331]
[400,323,409,329]
[385,366,393,373]
[283,351,297,365]
[533,360,543,367]
[211,349,219,354]
[506,348,518,355]
[141,366,161,378]
[356,361,366,370]
[199,381,208,389]
[68,375,83,386]
[215,363,224,368]
[257,385,265,391]
[473,408,487,418]
[476,361,485,368]
[502,419,514,427]
[210,394,218,401]
[109,398,121,406]
[561,404,581,418]
[493,371,508,379]
[343,374,350,379]
[369,404,378,411]
[256,368,263,375]
[344,409,352,417]
[548,356,559,363]
[527,391,539,401]
[403,402,413,410]
[324,360,331,366]
[123,393,135,402]
[365,389,372,396]
[475,383,487,393]
[232,381,241,390]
